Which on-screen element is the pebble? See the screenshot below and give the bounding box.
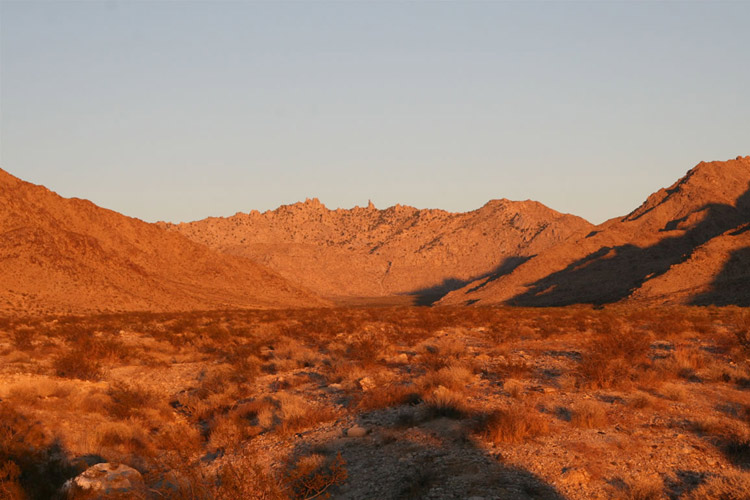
[346,425,368,438]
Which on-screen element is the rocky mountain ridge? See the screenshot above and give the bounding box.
[0,169,326,314]
[159,197,593,301]
[440,156,750,306]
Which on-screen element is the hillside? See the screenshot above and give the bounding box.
[0,169,326,314]
[440,156,750,306]
[159,198,592,302]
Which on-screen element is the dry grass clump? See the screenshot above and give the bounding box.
[3,377,74,406]
[271,337,324,370]
[660,382,689,402]
[578,320,651,389]
[274,393,339,436]
[690,415,750,469]
[343,328,389,366]
[106,382,158,419]
[357,383,421,411]
[285,452,348,500]
[616,474,665,500]
[475,405,549,444]
[502,378,524,398]
[10,326,35,352]
[417,337,467,371]
[570,400,609,429]
[95,419,153,456]
[683,470,750,500]
[665,348,708,379]
[53,347,102,381]
[422,363,475,391]
[423,386,470,419]
[629,391,663,410]
[214,458,287,500]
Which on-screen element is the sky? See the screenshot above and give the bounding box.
[1,1,748,224]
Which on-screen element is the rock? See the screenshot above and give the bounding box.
[393,353,409,364]
[358,377,376,391]
[62,463,146,498]
[346,425,369,438]
[560,467,589,485]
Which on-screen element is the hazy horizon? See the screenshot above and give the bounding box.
[2,1,748,224]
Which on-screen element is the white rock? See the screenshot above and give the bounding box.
[62,463,145,498]
[346,425,368,438]
[358,377,376,391]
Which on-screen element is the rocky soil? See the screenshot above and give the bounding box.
[1,307,748,499]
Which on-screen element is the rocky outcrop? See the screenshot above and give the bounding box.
[160,198,591,301]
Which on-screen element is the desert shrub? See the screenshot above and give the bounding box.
[660,382,688,402]
[274,394,339,436]
[417,337,466,371]
[502,379,524,398]
[683,470,750,500]
[53,348,101,381]
[357,384,421,411]
[495,358,533,379]
[10,326,35,351]
[344,330,388,366]
[570,401,609,429]
[475,405,549,444]
[629,392,662,410]
[578,322,651,389]
[87,337,129,362]
[0,460,24,500]
[273,337,323,369]
[616,474,665,500]
[0,405,75,499]
[106,382,157,419]
[285,452,347,500]
[733,310,750,355]
[216,459,287,500]
[422,363,474,391]
[95,420,152,455]
[666,348,707,379]
[209,399,272,443]
[423,386,469,419]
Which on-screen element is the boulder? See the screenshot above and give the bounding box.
[62,462,146,498]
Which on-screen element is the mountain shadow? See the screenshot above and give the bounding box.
[285,408,567,499]
[690,244,750,306]
[409,256,533,306]
[506,187,750,307]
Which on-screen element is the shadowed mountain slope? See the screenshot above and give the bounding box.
[440,156,750,306]
[0,169,327,314]
[160,198,592,302]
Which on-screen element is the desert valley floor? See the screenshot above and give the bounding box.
[1,306,749,499]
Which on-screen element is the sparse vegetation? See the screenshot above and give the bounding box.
[0,306,747,498]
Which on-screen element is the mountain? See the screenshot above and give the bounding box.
[0,169,327,314]
[439,156,750,306]
[159,198,592,303]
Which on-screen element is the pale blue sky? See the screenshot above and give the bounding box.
[1,1,748,224]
